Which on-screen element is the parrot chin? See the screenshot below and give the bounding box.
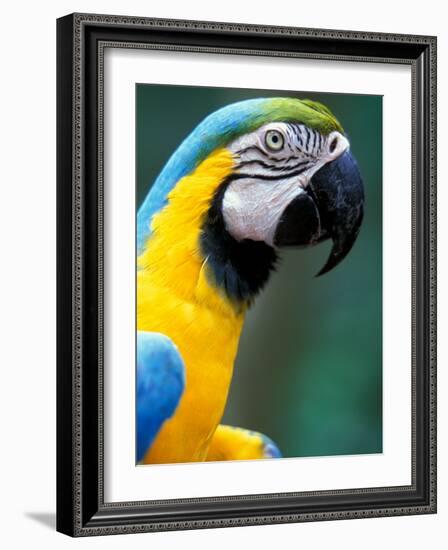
[273,150,364,276]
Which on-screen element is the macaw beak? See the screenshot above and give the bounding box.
[273,150,364,276]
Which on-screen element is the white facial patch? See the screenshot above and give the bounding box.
[222,174,307,245]
[222,122,349,246]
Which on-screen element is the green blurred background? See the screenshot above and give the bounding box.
[136,84,382,458]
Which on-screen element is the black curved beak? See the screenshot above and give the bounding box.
[273,150,364,276]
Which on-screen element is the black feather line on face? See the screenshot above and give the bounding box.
[237,158,312,173]
[200,174,278,306]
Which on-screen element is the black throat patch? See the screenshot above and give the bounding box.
[200,174,278,305]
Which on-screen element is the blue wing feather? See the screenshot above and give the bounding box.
[259,433,282,459]
[136,331,185,463]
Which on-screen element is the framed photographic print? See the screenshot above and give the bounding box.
[56,13,437,536]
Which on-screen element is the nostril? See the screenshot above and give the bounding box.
[329,136,338,153]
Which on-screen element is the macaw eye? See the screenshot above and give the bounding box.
[265,130,284,151]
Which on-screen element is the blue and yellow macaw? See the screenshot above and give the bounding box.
[136,97,364,464]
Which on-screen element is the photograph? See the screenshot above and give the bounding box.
[0,0,441,543]
[135,85,382,465]
[55,12,436,536]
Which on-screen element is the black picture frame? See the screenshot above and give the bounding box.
[56,13,437,536]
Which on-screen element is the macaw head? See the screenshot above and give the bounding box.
[138,97,364,305]
[209,99,364,277]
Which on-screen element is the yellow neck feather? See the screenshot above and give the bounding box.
[138,148,244,318]
[137,148,246,462]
